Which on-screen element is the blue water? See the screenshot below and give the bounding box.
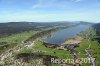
[45,25,90,44]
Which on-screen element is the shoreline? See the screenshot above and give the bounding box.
[63,36,83,45]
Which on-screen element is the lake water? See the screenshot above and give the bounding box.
[44,25,90,44]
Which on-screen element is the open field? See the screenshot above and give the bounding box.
[34,40,72,59]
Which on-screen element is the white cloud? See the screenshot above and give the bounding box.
[32,0,56,8]
[74,0,83,2]
[32,0,70,9]
[32,0,84,9]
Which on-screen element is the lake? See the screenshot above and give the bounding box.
[44,25,90,44]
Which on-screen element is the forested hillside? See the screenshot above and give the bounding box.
[0,22,74,36]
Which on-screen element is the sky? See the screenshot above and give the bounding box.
[0,0,100,23]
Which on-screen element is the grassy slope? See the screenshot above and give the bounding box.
[0,31,38,52]
[75,28,100,66]
[34,40,72,59]
[90,29,100,66]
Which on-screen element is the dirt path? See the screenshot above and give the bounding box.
[85,49,95,66]
[85,35,96,66]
